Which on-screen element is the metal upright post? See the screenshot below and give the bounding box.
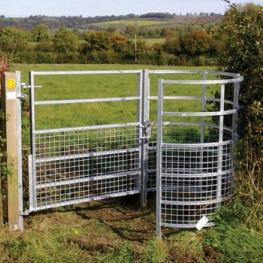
[217,84,225,205]
[200,71,207,175]
[29,71,36,210]
[140,69,150,209]
[232,79,240,141]
[156,79,163,238]
[201,71,207,143]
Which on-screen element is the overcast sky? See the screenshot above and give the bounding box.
[2,0,262,17]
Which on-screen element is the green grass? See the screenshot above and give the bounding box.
[0,199,262,263]
[129,38,166,47]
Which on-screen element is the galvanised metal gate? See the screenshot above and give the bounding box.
[156,71,243,236]
[20,69,242,236]
[27,70,149,212]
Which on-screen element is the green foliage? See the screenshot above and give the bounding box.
[219,3,263,207]
[0,58,9,178]
[0,18,224,65]
[0,27,31,62]
[180,30,212,55]
[53,27,79,63]
[32,24,49,42]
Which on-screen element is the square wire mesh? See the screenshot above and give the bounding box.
[33,124,141,209]
[160,135,234,227]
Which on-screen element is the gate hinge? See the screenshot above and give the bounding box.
[17,91,27,100]
[140,120,151,140]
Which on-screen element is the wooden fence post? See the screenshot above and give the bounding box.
[1,71,23,231]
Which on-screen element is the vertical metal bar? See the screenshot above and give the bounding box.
[29,71,36,209]
[138,71,143,208]
[140,69,150,208]
[232,80,240,141]
[200,71,207,143]
[16,71,24,231]
[200,71,207,175]
[231,80,240,192]
[28,155,33,211]
[217,84,225,204]
[156,79,164,238]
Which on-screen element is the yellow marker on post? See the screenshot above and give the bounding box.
[6,79,16,91]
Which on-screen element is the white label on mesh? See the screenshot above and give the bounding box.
[195,216,209,231]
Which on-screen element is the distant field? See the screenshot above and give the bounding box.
[92,19,171,29]
[129,38,166,46]
[144,38,166,46]
[88,16,222,30]
[12,64,216,132]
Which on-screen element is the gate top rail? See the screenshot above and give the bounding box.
[148,69,241,78]
[162,78,243,85]
[30,70,142,76]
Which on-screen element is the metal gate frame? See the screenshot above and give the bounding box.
[14,69,242,236]
[25,69,152,213]
[156,72,243,237]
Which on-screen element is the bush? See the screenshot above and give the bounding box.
[219,3,263,209]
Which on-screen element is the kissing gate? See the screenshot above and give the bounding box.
[1,69,243,236]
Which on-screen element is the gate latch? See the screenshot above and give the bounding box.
[21,83,43,89]
[140,120,151,140]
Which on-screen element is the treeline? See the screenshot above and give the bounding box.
[0,24,224,65]
[0,13,222,30]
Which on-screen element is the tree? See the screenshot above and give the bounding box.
[32,23,49,42]
[81,31,110,53]
[0,26,31,61]
[52,27,79,62]
[180,30,212,56]
[110,33,128,52]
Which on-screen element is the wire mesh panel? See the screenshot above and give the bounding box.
[156,72,243,236]
[33,124,140,210]
[28,70,145,212]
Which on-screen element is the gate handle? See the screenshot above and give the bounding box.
[140,121,151,140]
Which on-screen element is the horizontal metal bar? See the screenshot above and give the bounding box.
[34,122,139,134]
[149,69,205,75]
[149,96,234,106]
[161,222,215,229]
[35,147,140,163]
[162,78,243,85]
[150,96,201,100]
[31,70,142,76]
[161,169,233,179]
[21,83,42,89]
[36,170,140,189]
[160,198,225,206]
[29,190,140,213]
[162,140,233,148]
[35,96,140,106]
[163,109,236,117]
[151,121,234,134]
[148,70,242,79]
